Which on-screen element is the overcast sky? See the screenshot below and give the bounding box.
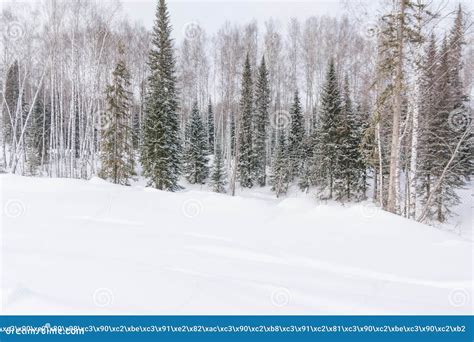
[119,0,471,40]
[2,0,471,41]
[121,0,357,39]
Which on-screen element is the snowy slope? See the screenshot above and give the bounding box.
[1,174,472,314]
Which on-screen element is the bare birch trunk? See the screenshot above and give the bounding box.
[387,0,406,213]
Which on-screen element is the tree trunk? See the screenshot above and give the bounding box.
[387,0,406,213]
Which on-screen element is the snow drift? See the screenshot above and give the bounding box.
[1,174,472,314]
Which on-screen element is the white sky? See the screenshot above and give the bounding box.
[2,0,471,41]
[121,0,353,38]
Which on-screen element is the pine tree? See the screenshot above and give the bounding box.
[288,89,304,180]
[207,98,215,154]
[311,59,344,199]
[99,50,134,185]
[184,102,209,184]
[253,56,270,186]
[237,54,254,188]
[270,130,290,197]
[210,143,227,193]
[141,0,181,191]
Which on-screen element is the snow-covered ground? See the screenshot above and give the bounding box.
[1,174,472,314]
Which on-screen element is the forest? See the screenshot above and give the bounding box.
[1,0,472,226]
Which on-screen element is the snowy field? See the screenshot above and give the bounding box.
[1,174,472,314]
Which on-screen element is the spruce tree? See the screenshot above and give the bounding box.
[26,95,48,175]
[336,76,366,201]
[448,5,472,182]
[417,9,471,222]
[288,89,304,180]
[184,102,209,184]
[298,134,315,192]
[210,143,227,193]
[141,0,181,191]
[417,34,439,211]
[3,61,20,146]
[270,130,290,197]
[99,50,134,185]
[312,59,344,199]
[207,98,215,154]
[253,56,270,186]
[237,54,254,188]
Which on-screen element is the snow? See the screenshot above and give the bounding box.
[1,174,472,314]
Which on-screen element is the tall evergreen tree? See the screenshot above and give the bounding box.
[237,54,254,188]
[288,89,304,180]
[26,94,50,175]
[207,98,215,154]
[311,59,344,199]
[417,9,471,222]
[253,56,270,186]
[99,50,134,185]
[3,61,21,154]
[417,33,439,211]
[336,76,366,201]
[141,0,181,191]
[210,143,227,193]
[184,102,209,184]
[448,5,472,182]
[298,133,315,192]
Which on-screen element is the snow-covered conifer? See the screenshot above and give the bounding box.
[184,102,209,184]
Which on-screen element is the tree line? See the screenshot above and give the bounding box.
[1,0,471,224]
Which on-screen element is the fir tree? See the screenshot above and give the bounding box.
[298,134,315,192]
[417,34,439,212]
[184,102,209,184]
[448,5,472,183]
[3,61,20,147]
[311,59,344,199]
[417,9,471,222]
[26,95,49,175]
[288,89,304,180]
[141,0,181,191]
[207,98,215,154]
[99,49,134,185]
[253,56,270,186]
[237,54,254,188]
[336,76,366,201]
[210,143,227,193]
[270,130,290,197]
